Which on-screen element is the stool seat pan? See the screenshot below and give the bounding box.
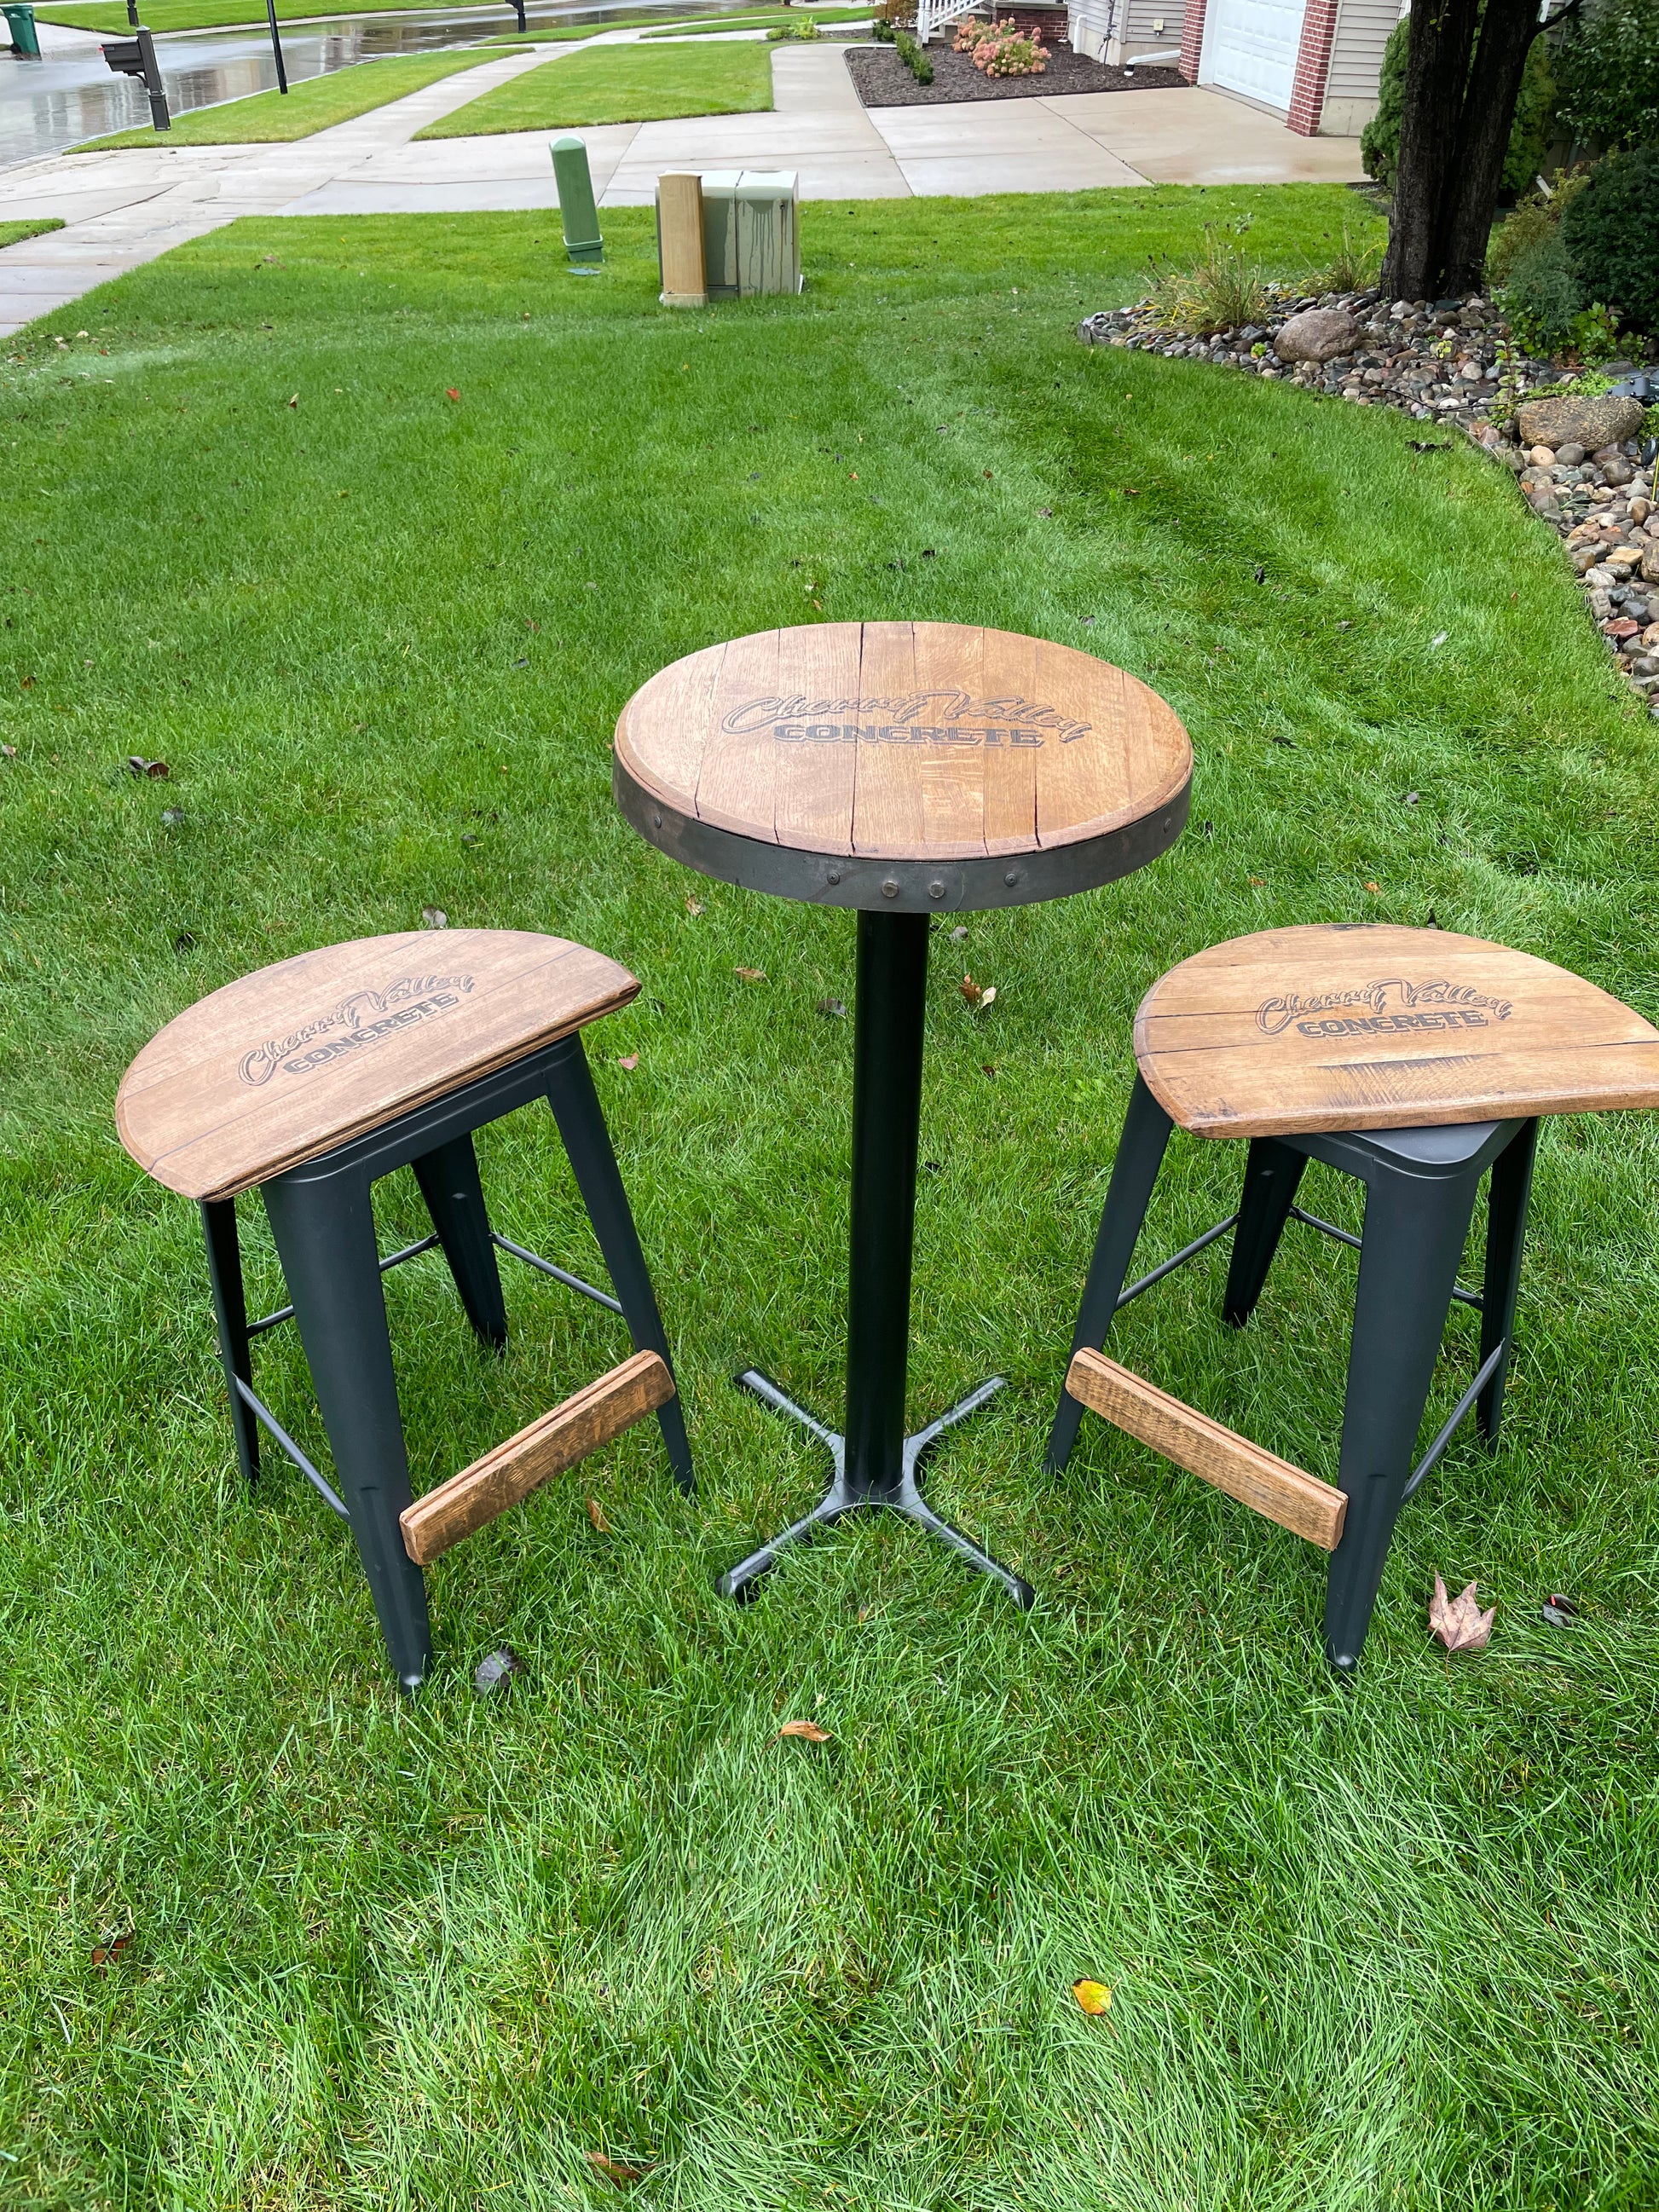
[116,930,639,1201]
[1135,924,1659,1139]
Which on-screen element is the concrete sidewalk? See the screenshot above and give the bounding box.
[0,39,1364,336]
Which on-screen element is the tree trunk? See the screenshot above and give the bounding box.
[1440,0,1546,289]
[1380,0,1482,301]
[1380,0,1564,301]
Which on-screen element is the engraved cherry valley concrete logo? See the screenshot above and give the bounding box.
[720,691,1093,748]
[1257,977,1515,1042]
[239,974,477,1086]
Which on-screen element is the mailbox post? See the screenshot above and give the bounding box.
[101,3,171,132]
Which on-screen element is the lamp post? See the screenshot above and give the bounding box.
[263,0,289,90]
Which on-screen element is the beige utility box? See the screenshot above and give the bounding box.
[656,169,801,305]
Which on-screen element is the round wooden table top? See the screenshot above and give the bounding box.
[613,621,1192,912]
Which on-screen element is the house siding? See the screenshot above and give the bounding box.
[1321,0,1399,125]
[1069,0,1186,60]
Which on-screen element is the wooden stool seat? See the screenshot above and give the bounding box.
[116,930,638,1203]
[1135,924,1659,1139]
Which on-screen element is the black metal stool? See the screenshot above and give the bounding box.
[1046,923,1659,1670]
[118,930,692,1689]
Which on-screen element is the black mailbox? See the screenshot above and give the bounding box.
[101,26,171,129]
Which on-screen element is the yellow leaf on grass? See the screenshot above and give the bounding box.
[1072,1979,1112,2015]
[779,1719,831,1742]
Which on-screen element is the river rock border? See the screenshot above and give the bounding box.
[1078,285,1659,719]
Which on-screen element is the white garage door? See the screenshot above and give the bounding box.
[1201,0,1308,109]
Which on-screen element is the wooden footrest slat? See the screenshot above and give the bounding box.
[401,1349,674,1565]
[1066,1348,1347,1551]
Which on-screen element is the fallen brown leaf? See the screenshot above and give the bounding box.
[587,1498,611,1533]
[586,2151,647,2186]
[1072,1979,1111,2015]
[1,742,15,758]
[446,387,460,401]
[735,965,766,983]
[778,1719,831,1742]
[959,973,997,1009]
[685,896,704,915]
[126,755,169,778]
[1429,1574,1494,1652]
[616,1054,639,1071]
[286,393,298,408]
[92,1932,133,1969]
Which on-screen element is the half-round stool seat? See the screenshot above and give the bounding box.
[1133,923,1659,1139]
[117,929,639,1203]
[116,930,691,1690]
[1049,924,1659,1671]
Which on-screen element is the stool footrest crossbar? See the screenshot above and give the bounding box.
[400,1349,673,1563]
[1066,1349,1348,1550]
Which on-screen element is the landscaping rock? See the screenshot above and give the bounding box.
[1274,308,1364,363]
[1514,395,1644,453]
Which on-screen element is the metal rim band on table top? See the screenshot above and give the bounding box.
[613,756,1193,914]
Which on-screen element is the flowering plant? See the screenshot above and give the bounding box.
[966,21,1049,72]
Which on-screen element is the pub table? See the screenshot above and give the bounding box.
[614,621,1192,1604]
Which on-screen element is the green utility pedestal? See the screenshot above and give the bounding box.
[3,3,41,55]
[551,136,603,263]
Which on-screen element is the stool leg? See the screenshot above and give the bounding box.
[544,1037,695,1496]
[262,1171,432,1692]
[1323,1164,1485,1673]
[1477,1118,1538,1447]
[412,1133,508,1353]
[201,1198,259,1487]
[1222,1138,1307,1328]
[1046,1073,1174,1474]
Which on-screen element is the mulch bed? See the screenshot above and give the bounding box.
[844,41,1187,105]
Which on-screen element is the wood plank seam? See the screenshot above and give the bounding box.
[399,1349,674,1563]
[1065,1347,1347,1550]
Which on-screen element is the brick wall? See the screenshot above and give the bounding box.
[1286,0,1339,131]
[1177,0,1205,78]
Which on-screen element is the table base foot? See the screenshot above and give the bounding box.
[719,1370,1033,1608]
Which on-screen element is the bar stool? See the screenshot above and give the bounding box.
[116,929,693,1690]
[1047,924,1659,1670]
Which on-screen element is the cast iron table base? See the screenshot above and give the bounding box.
[718,1367,1032,1605]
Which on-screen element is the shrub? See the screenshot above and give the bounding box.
[1142,222,1272,335]
[894,26,933,78]
[1560,144,1659,336]
[1553,0,1659,149]
[1362,15,1553,200]
[1500,228,1585,355]
[977,26,1047,72]
[871,14,897,36]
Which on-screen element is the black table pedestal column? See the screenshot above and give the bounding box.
[719,910,1033,1606]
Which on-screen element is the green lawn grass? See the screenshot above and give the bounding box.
[5,187,1659,2207]
[417,37,772,133]
[0,218,63,251]
[642,8,870,32]
[69,49,500,152]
